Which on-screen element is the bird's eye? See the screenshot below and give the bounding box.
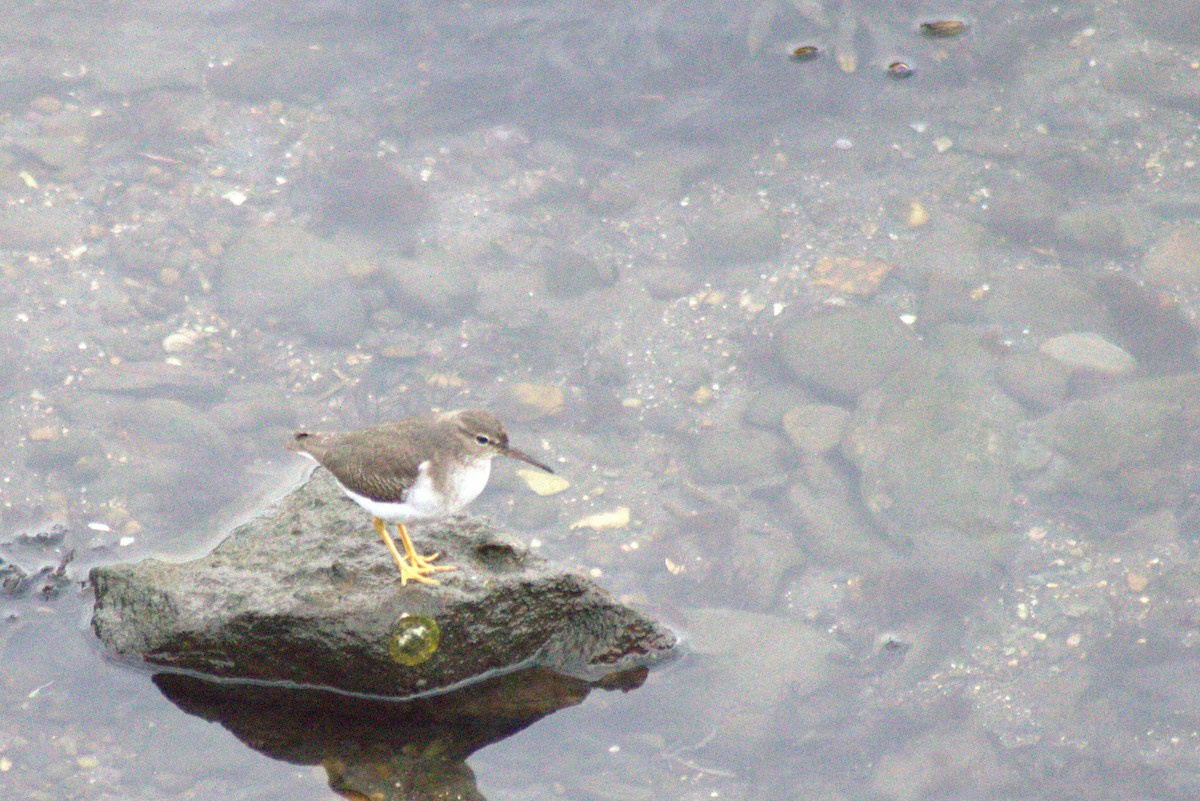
[475,434,490,445]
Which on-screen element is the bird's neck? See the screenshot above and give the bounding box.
[433,454,494,511]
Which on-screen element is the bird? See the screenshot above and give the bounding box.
[286,408,554,586]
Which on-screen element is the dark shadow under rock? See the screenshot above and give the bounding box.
[90,470,676,699]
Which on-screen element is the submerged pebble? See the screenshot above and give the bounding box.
[1039,331,1137,376]
[518,468,570,496]
[782,404,851,454]
[161,329,200,353]
[570,507,631,531]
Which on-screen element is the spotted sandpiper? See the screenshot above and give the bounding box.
[286,409,554,586]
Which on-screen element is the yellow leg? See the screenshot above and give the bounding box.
[394,521,456,576]
[371,518,456,586]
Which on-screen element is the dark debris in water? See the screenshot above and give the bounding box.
[790,45,821,62]
[919,20,969,38]
[13,525,66,548]
[1,523,75,600]
[0,550,73,600]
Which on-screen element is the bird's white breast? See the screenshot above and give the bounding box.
[441,457,493,512]
[337,458,493,523]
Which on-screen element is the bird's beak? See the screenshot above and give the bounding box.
[503,446,555,473]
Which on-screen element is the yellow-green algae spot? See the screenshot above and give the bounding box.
[388,614,440,665]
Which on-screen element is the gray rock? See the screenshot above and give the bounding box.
[219,224,373,346]
[542,249,616,297]
[897,214,988,283]
[115,398,235,457]
[980,174,1061,243]
[0,548,72,601]
[688,426,786,486]
[90,470,675,698]
[675,607,843,746]
[297,279,368,346]
[983,267,1108,338]
[843,357,1022,541]
[1018,374,1200,510]
[997,351,1070,409]
[306,153,429,239]
[0,557,29,598]
[381,253,478,321]
[1094,272,1198,375]
[78,398,245,518]
[1142,222,1200,286]
[782,403,851,454]
[1054,203,1152,253]
[788,456,890,568]
[220,225,335,312]
[703,526,804,611]
[776,307,922,399]
[742,384,807,430]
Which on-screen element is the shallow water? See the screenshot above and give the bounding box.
[3,1,1200,799]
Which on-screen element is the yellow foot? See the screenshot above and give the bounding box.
[395,556,450,586]
[396,525,456,585]
[372,518,458,586]
[406,548,457,575]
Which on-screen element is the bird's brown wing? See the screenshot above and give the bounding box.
[293,420,434,503]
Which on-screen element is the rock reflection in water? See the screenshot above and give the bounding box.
[154,665,649,801]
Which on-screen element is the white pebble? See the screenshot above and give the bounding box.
[162,330,200,353]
